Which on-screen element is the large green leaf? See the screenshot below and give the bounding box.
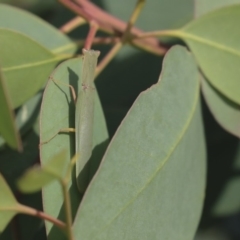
[0,28,67,108]
[0,174,18,233]
[0,66,21,150]
[73,46,206,239]
[0,3,76,54]
[40,58,108,239]
[167,5,240,104]
[201,77,240,138]
[194,0,240,17]
[193,0,240,140]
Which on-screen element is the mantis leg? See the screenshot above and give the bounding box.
[50,76,77,104]
[40,128,75,145]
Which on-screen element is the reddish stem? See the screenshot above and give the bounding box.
[58,0,167,55]
[84,21,99,50]
[18,204,66,231]
[60,16,86,33]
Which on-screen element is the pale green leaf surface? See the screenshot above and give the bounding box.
[0,91,41,147]
[17,150,68,193]
[0,67,21,150]
[193,2,240,138]
[0,174,18,232]
[73,46,206,240]
[0,3,76,54]
[40,58,108,239]
[201,77,240,138]
[194,0,240,17]
[175,5,240,104]
[0,28,66,108]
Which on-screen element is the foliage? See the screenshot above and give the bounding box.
[0,1,239,240]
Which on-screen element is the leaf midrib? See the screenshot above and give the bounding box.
[0,206,18,211]
[2,55,69,72]
[91,78,200,238]
[177,30,240,57]
[52,43,77,54]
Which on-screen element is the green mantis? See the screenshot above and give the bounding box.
[40,49,100,193]
[75,49,100,192]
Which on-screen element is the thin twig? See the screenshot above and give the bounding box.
[84,21,99,50]
[17,204,66,230]
[60,16,86,33]
[95,0,146,77]
[92,36,120,45]
[95,43,122,77]
[135,30,180,39]
[58,0,167,55]
[122,0,145,43]
[61,180,74,240]
[74,36,120,49]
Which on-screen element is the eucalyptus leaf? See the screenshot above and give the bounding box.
[0,28,67,108]
[169,5,240,104]
[73,46,206,240]
[201,77,240,138]
[15,91,42,136]
[40,58,108,239]
[0,67,21,150]
[17,150,68,193]
[0,174,19,233]
[194,0,240,17]
[0,91,42,148]
[0,3,77,54]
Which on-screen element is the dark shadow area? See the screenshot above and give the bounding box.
[200,95,239,231]
[89,139,109,180]
[67,67,79,97]
[0,131,39,191]
[76,139,109,193]
[96,50,164,137]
